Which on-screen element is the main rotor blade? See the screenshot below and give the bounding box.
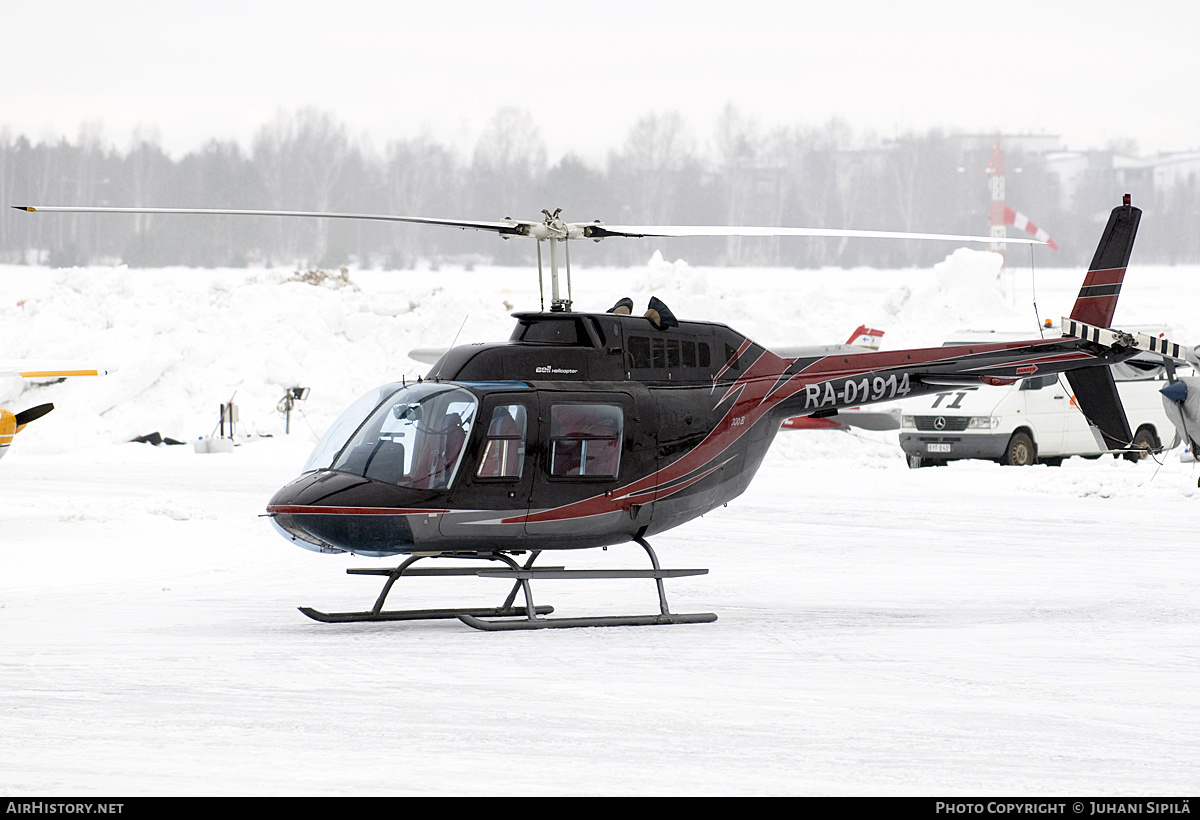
[14,206,1045,245]
[581,223,1046,245]
[12,206,532,236]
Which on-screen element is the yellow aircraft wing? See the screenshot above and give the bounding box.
[0,363,108,378]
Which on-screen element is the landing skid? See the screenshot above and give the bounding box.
[299,537,716,630]
[298,605,554,623]
[458,612,716,631]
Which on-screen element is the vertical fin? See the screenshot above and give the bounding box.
[845,325,884,350]
[1065,367,1133,452]
[1068,195,1141,328]
[1063,196,1141,452]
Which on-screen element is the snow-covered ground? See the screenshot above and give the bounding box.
[2,250,1198,795]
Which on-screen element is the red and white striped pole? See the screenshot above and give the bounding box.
[987,143,1007,271]
[987,143,1058,272]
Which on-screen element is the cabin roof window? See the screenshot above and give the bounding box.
[512,317,586,345]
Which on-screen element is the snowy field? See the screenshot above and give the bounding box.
[2,251,1198,795]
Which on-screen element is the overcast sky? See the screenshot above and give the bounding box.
[4,0,1199,161]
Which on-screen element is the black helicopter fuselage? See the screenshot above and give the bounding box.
[267,307,1130,558]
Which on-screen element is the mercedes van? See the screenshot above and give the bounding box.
[899,331,1183,468]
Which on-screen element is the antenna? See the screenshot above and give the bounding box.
[535,241,545,311]
[449,315,469,349]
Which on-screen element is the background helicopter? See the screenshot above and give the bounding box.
[15,197,1187,629]
[773,325,902,432]
[0,363,107,461]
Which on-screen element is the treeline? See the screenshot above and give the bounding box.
[1,106,1197,269]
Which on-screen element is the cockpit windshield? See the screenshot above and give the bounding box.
[302,382,403,473]
[307,383,478,490]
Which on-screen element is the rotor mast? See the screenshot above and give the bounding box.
[534,208,573,312]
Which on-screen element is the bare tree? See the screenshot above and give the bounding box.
[606,111,697,264]
[67,121,110,264]
[126,125,167,235]
[294,108,349,264]
[252,110,300,263]
[713,104,765,264]
[0,127,12,260]
[386,133,460,266]
[884,130,961,266]
[610,111,693,225]
[471,107,547,215]
[252,107,349,265]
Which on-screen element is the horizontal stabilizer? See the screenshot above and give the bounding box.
[775,343,877,359]
[781,409,900,432]
[409,348,448,365]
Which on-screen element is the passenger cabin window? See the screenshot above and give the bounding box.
[626,335,711,374]
[476,404,528,479]
[628,336,651,369]
[549,404,623,478]
[651,337,667,368]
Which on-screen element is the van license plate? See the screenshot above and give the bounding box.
[926,443,952,453]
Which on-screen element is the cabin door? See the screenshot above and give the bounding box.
[439,392,536,543]
[524,389,656,542]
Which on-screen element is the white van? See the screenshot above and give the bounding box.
[899,331,1184,468]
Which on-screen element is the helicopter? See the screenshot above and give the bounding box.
[14,196,1189,629]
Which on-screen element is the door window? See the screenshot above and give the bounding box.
[476,404,528,479]
[549,404,623,478]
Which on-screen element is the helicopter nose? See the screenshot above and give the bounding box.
[266,470,427,557]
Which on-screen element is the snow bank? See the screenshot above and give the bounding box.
[2,253,1198,458]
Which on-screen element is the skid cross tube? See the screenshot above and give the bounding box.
[457,536,717,631]
[298,552,555,623]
